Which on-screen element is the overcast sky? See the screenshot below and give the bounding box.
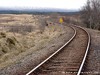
[0,0,87,10]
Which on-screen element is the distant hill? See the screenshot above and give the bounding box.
[0,7,79,14]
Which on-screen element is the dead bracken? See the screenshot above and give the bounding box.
[0,14,73,74]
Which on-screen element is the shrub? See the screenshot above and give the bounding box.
[6,37,16,45]
[0,32,6,38]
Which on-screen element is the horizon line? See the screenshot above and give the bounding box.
[0,7,79,10]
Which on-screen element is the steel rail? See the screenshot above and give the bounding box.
[26,26,76,75]
[74,25,91,75]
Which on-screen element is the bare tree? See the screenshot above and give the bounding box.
[81,0,100,30]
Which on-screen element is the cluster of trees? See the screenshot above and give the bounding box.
[81,0,100,30]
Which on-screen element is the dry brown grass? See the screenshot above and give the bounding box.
[0,14,70,74]
[0,23,66,69]
[0,14,34,26]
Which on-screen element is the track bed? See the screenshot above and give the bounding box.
[27,26,90,75]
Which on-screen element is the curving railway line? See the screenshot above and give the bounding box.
[26,25,90,75]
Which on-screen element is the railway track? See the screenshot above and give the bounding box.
[26,25,90,75]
